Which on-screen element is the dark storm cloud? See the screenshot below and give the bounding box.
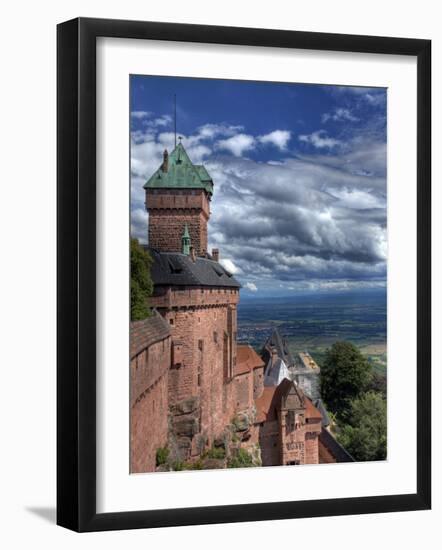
[130,110,387,292]
[206,139,387,281]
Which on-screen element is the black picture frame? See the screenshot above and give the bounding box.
[57,17,431,532]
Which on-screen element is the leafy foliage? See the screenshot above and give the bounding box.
[321,341,372,421]
[227,448,254,468]
[184,459,204,470]
[155,446,169,466]
[337,391,387,461]
[131,238,153,321]
[366,371,387,398]
[205,446,226,460]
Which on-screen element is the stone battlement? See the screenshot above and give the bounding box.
[150,287,239,310]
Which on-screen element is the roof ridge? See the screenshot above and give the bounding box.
[144,142,213,194]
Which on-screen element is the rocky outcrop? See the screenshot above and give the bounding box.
[171,396,199,416]
[172,415,199,437]
[167,397,202,463]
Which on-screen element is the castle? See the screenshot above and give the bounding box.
[130,142,353,473]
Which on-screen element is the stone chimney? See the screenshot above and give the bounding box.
[190,246,196,263]
[211,248,219,262]
[161,149,169,173]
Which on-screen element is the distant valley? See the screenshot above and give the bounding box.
[237,290,387,375]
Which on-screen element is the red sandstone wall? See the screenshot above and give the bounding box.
[280,412,306,465]
[151,287,239,310]
[158,289,239,445]
[130,339,169,407]
[259,420,280,466]
[233,372,252,411]
[253,366,264,399]
[146,189,210,256]
[130,336,171,473]
[304,431,319,464]
[280,411,322,465]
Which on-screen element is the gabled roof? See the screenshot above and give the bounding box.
[255,386,278,423]
[276,378,305,410]
[255,379,322,423]
[262,327,295,368]
[144,142,213,195]
[147,248,241,289]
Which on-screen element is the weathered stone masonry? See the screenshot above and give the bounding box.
[130,313,171,473]
[146,190,210,256]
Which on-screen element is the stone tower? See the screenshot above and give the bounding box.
[144,143,213,256]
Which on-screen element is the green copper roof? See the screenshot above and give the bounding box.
[144,142,213,195]
[182,223,190,239]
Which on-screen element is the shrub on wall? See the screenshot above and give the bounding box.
[155,446,169,466]
[227,448,254,468]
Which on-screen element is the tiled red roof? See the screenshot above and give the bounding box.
[234,344,265,376]
[255,386,278,423]
[130,311,171,359]
[304,396,323,420]
[254,381,322,423]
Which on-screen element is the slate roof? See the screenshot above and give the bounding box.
[319,428,355,462]
[262,327,295,368]
[130,310,171,359]
[144,142,213,195]
[255,386,278,423]
[148,248,241,289]
[264,357,291,387]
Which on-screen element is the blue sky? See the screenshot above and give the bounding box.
[130,75,387,297]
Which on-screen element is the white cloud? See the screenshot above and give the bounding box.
[216,134,255,157]
[298,130,341,149]
[281,279,386,292]
[329,187,386,210]
[364,93,386,106]
[322,108,359,123]
[152,115,172,127]
[244,282,258,292]
[197,123,243,140]
[130,208,148,243]
[259,130,291,150]
[130,116,386,292]
[131,110,152,119]
[219,258,242,274]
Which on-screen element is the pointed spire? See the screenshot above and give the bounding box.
[161,149,169,172]
[182,224,191,255]
[176,137,183,163]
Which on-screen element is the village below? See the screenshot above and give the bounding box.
[130,143,387,473]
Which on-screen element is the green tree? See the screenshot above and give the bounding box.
[366,371,387,398]
[321,341,371,420]
[337,391,387,461]
[130,238,153,321]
